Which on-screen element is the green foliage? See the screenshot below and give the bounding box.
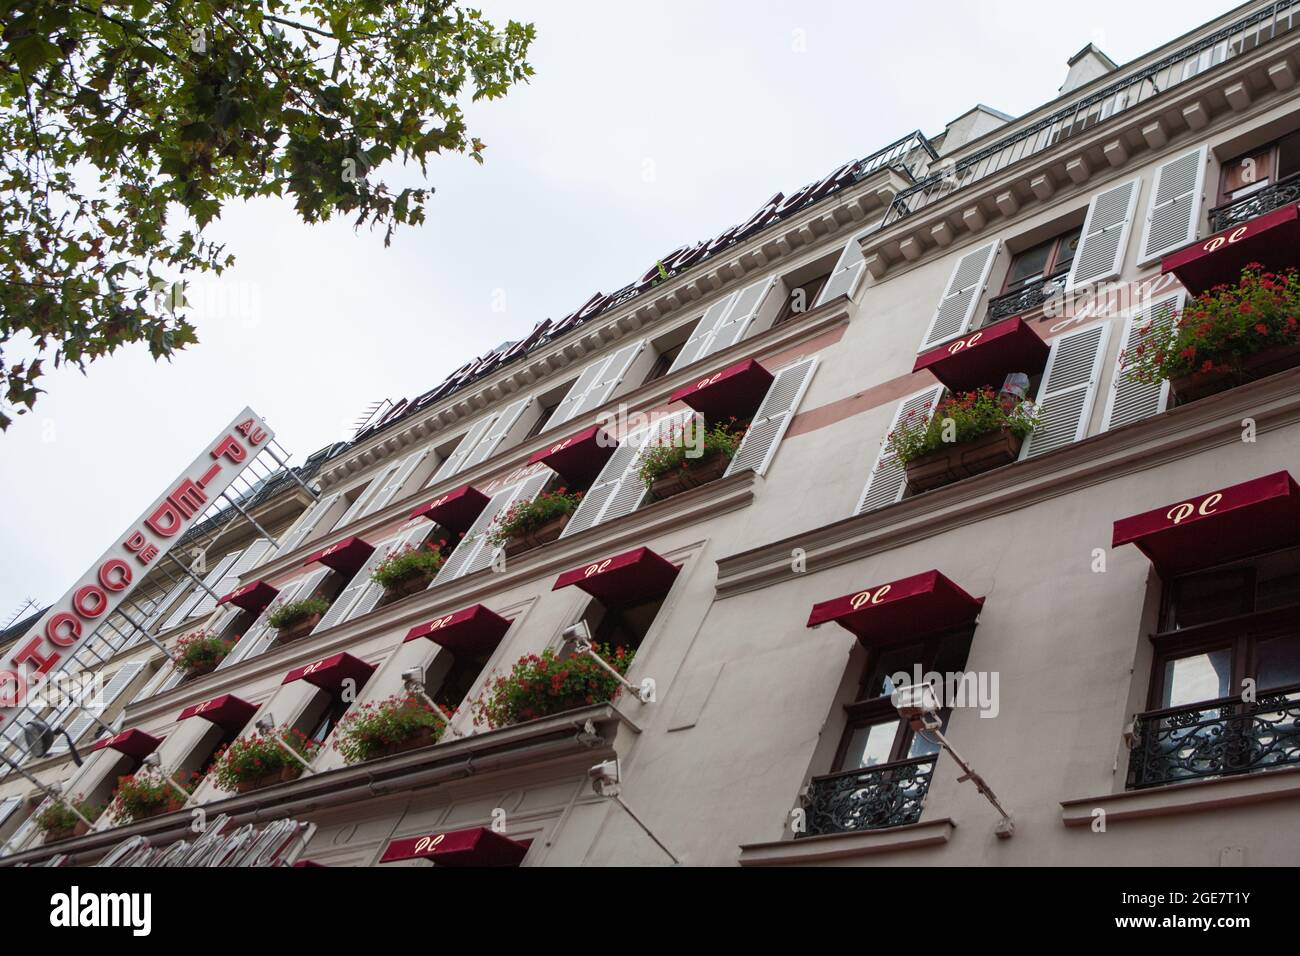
[35,796,102,834]
[267,596,329,629]
[210,724,319,791]
[1123,266,1300,384]
[471,645,633,730]
[0,1,535,427]
[174,628,234,674]
[884,388,1041,464]
[487,488,582,546]
[333,694,446,764]
[370,539,445,588]
[110,770,201,824]
[638,418,745,488]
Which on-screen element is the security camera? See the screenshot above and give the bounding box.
[561,621,593,650]
[401,667,424,685]
[142,752,161,768]
[892,680,941,720]
[255,714,275,734]
[589,759,620,796]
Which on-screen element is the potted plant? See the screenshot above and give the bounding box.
[210,725,320,794]
[267,596,331,643]
[488,488,583,557]
[36,798,102,842]
[173,628,234,679]
[109,770,202,824]
[639,418,745,501]
[1123,265,1300,405]
[471,645,633,730]
[370,539,447,601]
[886,387,1041,494]
[333,694,449,764]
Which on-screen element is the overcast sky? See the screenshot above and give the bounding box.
[0,0,1239,619]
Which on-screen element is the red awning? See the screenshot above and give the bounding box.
[913,317,1050,393]
[281,652,376,691]
[91,728,162,759]
[409,484,490,537]
[302,536,375,576]
[176,694,258,731]
[807,570,984,643]
[379,826,530,866]
[669,358,775,422]
[1162,202,1300,296]
[527,425,618,487]
[404,604,511,656]
[1112,470,1300,575]
[218,579,279,614]
[553,547,680,607]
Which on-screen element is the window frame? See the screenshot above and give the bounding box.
[1216,130,1300,206]
[998,225,1083,296]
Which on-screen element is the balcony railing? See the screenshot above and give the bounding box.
[986,275,1067,322]
[884,1,1300,227]
[801,755,937,836]
[1126,682,1300,790]
[1207,173,1300,232]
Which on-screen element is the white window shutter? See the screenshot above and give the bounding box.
[1102,293,1182,431]
[855,386,945,514]
[707,275,780,354]
[339,523,434,624]
[560,429,651,538]
[190,541,273,619]
[217,571,320,669]
[0,796,20,829]
[568,341,646,422]
[1139,146,1208,264]
[1022,323,1111,458]
[919,242,999,350]
[161,554,238,632]
[310,543,397,635]
[545,359,608,431]
[334,462,401,529]
[1067,179,1140,289]
[50,662,145,754]
[361,447,436,516]
[274,491,343,558]
[814,223,882,307]
[462,396,535,469]
[144,576,194,631]
[667,294,739,374]
[429,415,496,484]
[725,357,819,477]
[435,473,552,581]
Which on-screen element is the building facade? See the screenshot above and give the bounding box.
[4,0,1300,867]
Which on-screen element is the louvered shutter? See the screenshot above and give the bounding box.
[218,571,325,668]
[706,275,780,354]
[430,415,496,484]
[544,359,609,431]
[855,386,945,514]
[144,576,193,631]
[1139,147,1208,264]
[814,223,881,307]
[5,800,48,853]
[560,430,651,538]
[435,473,551,581]
[0,797,20,829]
[274,491,343,557]
[50,662,145,754]
[361,447,436,516]
[567,341,646,422]
[161,555,236,632]
[725,357,818,477]
[331,523,433,626]
[1102,294,1182,431]
[334,462,401,529]
[462,397,534,469]
[310,545,395,635]
[667,294,739,374]
[1067,179,1140,289]
[919,242,999,350]
[191,541,273,619]
[1022,323,1111,458]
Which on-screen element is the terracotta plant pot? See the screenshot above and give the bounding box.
[126,800,183,823]
[43,819,91,843]
[381,570,438,603]
[1169,342,1300,405]
[904,430,1023,494]
[503,512,571,558]
[649,451,732,501]
[234,765,301,795]
[370,725,441,760]
[274,613,323,645]
[178,658,221,681]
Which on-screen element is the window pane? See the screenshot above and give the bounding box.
[1170,568,1252,628]
[1004,242,1052,290]
[865,643,925,699]
[1221,146,1274,200]
[1254,547,1300,611]
[843,718,900,769]
[1256,633,1300,691]
[1162,648,1231,707]
[1277,130,1300,181]
[1050,227,1083,274]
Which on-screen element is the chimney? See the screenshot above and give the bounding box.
[1060,43,1118,95]
[936,104,1014,156]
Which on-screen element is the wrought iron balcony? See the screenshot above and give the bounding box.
[986,276,1066,322]
[1126,683,1300,790]
[1207,174,1300,232]
[801,755,937,836]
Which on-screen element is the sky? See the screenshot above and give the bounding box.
[0,0,1240,619]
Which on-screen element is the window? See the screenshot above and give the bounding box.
[576,595,664,657]
[643,343,684,384]
[1129,546,1300,789]
[999,226,1082,295]
[772,272,831,327]
[1218,130,1300,204]
[299,689,354,747]
[423,635,508,712]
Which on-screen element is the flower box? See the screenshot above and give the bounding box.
[502,512,570,558]
[234,765,302,795]
[1169,341,1300,405]
[43,820,91,843]
[904,429,1023,493]
[382,570,437,602]
[649,451,731,501]
[372,725,440,759]
[274,613,322,645]
[179,658,220,681]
